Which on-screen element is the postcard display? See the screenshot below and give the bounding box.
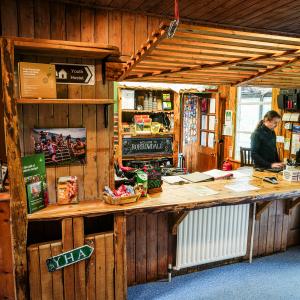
[183,94,198,144]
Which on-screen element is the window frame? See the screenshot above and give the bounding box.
[234,87,272,160]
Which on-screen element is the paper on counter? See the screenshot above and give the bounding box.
[224,183,260,192]
[184,185,219,196]
[230,170,251,178]
[162,176,190,185]
[203,169,233,179]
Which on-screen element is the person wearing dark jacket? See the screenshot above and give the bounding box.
[250,110,284,169]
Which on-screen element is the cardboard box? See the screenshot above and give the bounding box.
[19,62,57,99]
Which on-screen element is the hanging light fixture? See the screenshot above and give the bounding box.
[168,0,180,38]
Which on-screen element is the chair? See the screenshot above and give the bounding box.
[240,147,253,167]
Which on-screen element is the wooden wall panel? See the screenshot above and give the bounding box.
[126,202,293,286]
[0,0,161,201]
[0,199,15,300]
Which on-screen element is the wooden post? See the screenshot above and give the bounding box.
[1,37,28,299]
[114,214,127,300]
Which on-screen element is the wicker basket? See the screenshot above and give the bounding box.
[103,192,141,205]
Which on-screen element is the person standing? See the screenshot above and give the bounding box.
[251,110,284,169]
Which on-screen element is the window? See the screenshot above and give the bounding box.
[235,87,272,160]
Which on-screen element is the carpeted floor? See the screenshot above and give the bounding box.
[128,246,300,300]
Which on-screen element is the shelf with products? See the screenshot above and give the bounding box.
[117,86,180,166]
[1,36,121,298]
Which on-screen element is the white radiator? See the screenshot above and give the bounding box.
[175,204,250,270]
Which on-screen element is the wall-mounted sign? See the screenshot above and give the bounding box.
[19,62,57,98]
[122,137,173,157]
[46,244,94,272]
[54,63,95,85]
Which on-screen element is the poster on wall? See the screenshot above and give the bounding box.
[291,125,300,155]
[183,94,198,144]
[31,128,87,166]
[225,110,233,124]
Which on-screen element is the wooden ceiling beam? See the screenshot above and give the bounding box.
[159,40,278,55]
[235,56,300,86]
[176,25,300,46]
[118,26,167,81]
[173,31,300,50]
[154,47,294,61]
[177,21,300,42]
[123,50,298,81]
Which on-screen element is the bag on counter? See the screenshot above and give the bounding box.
[135,170,148,197]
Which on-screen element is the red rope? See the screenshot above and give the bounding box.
[175,0,179,21]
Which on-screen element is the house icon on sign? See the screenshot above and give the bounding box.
[58,69,67,80]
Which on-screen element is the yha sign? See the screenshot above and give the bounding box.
[46,244,94,272]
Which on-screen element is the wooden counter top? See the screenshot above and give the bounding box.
[28,174,300,221]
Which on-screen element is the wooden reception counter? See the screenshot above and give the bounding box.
[5,173,300,299]
[28,174,300,221]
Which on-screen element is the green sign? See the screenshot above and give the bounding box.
[46,244,94,272]
[22,153,47,214]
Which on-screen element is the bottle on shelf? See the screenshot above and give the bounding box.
[148,91,153,111]
[143,93,149,111]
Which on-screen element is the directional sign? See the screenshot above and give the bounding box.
[54,63,95,85]
[46,244,94,272]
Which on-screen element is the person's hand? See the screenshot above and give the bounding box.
[271,162,284,168]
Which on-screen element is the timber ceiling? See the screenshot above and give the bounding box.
[118,23,300,87]
[58,0,300,36]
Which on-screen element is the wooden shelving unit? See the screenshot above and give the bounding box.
[17,98,114,105]
[117,86,181,166]
[1,36,123,299]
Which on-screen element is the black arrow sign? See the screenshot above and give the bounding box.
[54,64,95,85]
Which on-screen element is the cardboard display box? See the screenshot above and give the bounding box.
[18,62,57,99]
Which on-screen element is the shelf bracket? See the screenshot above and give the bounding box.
[255,201,272,220]
[170,210,189,235]
[285,197,300,215]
